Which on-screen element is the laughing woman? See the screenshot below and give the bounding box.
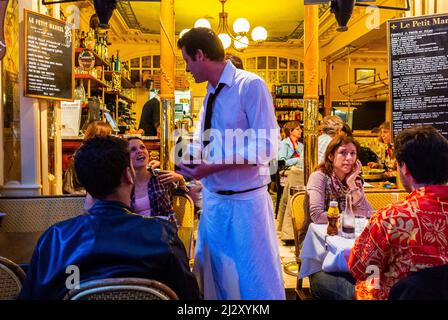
[128,137,180,223]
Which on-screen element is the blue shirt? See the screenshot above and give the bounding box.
[278,137,304,168]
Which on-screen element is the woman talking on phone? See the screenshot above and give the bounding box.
[306,135,373,224]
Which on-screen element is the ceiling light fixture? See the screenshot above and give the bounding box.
[181,0,267,51]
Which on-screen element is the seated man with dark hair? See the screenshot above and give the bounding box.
[19,136,200,300]
[310,125,448,300]
[349,125,448,300]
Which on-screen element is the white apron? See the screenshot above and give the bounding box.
[193,186,286,300]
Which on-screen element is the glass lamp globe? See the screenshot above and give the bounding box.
[233,18,250,34]
[194,18,211,29]
[179,28,190,38]
[251,26,267,42]
[218,33,232,49]
[233,35,249,50]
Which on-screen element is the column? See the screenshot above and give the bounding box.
[303,4,319,184]
[2,0,41,196]
[324,58,332,115]
[160,0,175,170]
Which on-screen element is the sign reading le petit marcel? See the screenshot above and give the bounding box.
[24,10,74,101]
[388,13,448,139]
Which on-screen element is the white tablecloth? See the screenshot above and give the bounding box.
[299,223,359,279]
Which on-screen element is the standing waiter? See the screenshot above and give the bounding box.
[177,28,284,300]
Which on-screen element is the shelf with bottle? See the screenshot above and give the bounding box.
[75,28,110,64]
[74,74,108,90]
[75,48,109,67]
[274,97,304,109]
[103,71,135,89]
[276,110,302,122]
[105,90,136,104]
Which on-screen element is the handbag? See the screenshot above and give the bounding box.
[63,161,85,194]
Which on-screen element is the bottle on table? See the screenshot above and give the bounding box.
[327,200,340,236]
[341,193,355,239]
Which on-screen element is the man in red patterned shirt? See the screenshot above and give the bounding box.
[349,125,448,299]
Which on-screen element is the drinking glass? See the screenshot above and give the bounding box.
[355,216,368,237]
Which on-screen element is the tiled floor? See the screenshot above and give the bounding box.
[272,189,311,300]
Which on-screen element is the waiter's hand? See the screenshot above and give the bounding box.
[176,162,213,180]
[158,170,185,185]
[177,161,252,180]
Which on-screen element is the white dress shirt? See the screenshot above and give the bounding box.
[190,61,280,193]
[318,133,332,164]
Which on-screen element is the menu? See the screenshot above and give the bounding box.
[388,13,448,139]
[24,10,73,101]
[60,101,81,136]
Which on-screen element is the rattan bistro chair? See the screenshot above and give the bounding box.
[63,278,179,300]
[364,189,407,212]
[0,256,26,300]
[172,193,195,259]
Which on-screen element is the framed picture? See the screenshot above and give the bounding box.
[289,84,297,94]
[355,68,376,84]
[282,84,289,94]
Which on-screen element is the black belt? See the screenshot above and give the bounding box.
[216,185,266,195]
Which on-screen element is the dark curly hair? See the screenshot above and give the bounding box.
[74,136,130,199]
[394,125,448,184]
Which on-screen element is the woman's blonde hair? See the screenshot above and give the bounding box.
[84,121,113,140]
[378,121,391,143]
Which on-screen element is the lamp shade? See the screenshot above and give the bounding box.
[330,0,355,32]
[179,29,190,38]
[251,26,267,42]
[234,35,249,50]
[93,0,117,29]
[194,18,211,29]
[233,18,250,34]
[218,33,232,49]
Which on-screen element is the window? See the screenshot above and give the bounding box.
[126,54,188,90]
[142,56,151,68]
[245,55,304,86]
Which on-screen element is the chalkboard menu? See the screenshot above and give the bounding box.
[388,13,448,139]
[24,10,73,101]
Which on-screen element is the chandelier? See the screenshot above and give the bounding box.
[180,0,268,51]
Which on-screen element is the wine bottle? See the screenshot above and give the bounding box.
[342,193,355,239]
[115,50,121,72]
